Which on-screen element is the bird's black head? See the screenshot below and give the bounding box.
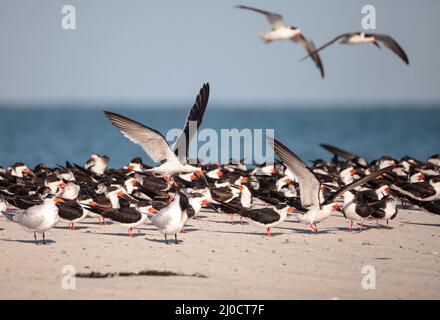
[179,193,189,211]
[130,157,143,164]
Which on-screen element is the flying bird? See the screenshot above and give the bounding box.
[104,83,210,182]
[301,32,409,65]
[236,5,325,78]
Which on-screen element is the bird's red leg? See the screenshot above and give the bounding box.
[349,221,353,233]
[266,227,271,237]
[163,176,172,187]
[171,176,178,187]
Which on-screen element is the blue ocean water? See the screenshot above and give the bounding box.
[0,107,439,168]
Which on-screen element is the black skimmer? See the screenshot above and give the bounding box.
[2,194,63,244]
[85,154,109,175]
[392,176,440,202]
[236,5,324,78]
[320,143,368,168]
[220,200,294,236]
[56,198,86,230]
[342,185,392,232]
[268,137,393,232]
[369,194,398,229]
[87,200,155,237]
[427,154,440,168]
[57,181,80,200]
[302,32,409,65]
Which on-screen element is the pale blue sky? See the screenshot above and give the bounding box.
[0,0,439,107]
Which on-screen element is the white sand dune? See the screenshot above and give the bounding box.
[0,206,439,299]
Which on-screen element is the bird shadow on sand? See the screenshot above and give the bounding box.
[80,221,113,226]
[55,226,89,231]
[180,227,200,233]
[203,219,249,226]
[207,229,285,237]
[146,238,184,245]
[280,227,335,235]
[0,237,56,245]
[402,221,440,227]
[98,232,148,238]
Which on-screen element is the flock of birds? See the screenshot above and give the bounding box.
[236,5,409,78]
[0,81,439,245]
[0,5,431,245]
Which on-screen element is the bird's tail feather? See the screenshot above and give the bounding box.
[2,211,18,222]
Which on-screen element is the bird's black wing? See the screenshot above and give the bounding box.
[324,166,393,204]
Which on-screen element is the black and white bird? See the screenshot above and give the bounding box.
[2,194,63,244]
[320,143,368,168]
[302,32,409,65]
[104,83,210,183]
[85,154,109,175]
[87,200,156,237]
[268,137,393,232]
[392,176,440,202]
[236,5,325,78]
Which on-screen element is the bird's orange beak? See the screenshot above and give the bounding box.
[23,167,31,174]
[88,201,97,206]
[239,185,244,191]
[195,171,203,177]
[288,207,295,213]
[332,203,341,211]
[130,179,137,186]
[59,182,66,189]
[54,197,65,203]
[127,165,134,171]
[116,191,125,198]
[217,170,223,177]
[149,207,157,213]
[241,177,248,183]
[201,199,210,206]
[350,168,357,176]
[285,178,293,184]
[418,174,425,181]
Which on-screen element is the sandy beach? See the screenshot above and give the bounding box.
[1,203,439,300]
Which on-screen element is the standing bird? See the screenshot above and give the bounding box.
[236,5,324,78]
[2,194,63,244]
[147,194,190,244]
[301,32,409,65]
